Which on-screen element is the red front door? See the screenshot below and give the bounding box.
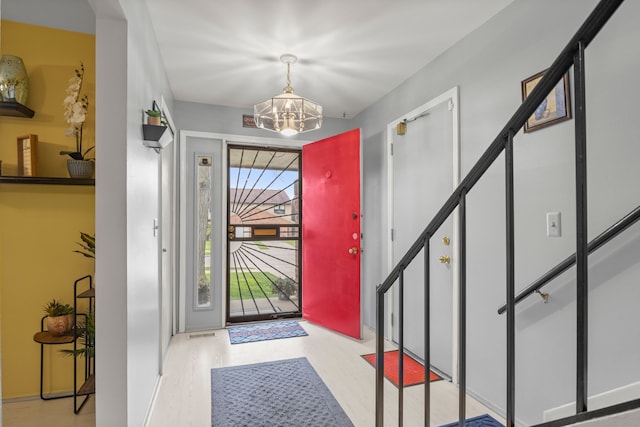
[302,129,361,339]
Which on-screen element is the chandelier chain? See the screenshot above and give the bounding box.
[286,62,292,89]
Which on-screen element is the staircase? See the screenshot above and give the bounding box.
[374,0,640,425]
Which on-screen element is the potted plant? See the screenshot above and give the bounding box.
[60,312,94,358]
[145,109,163,126]
[44,299,75,336]
[270,278,297,301]
[74,232,95,258]
[59,62,95,178]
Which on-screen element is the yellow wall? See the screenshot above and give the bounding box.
[1,21,95,399]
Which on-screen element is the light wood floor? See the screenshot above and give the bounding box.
[3,320,502,426]
[2,395,95,427]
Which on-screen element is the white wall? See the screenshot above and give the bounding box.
[2,0,95,34]
[573,408,640,427]
[95,8,127,426]
[174,100,351,142]
[94,0,174,425]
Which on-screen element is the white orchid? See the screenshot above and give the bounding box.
[60,63,93,160]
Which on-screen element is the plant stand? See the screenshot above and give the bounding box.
[33,331,76,401]
[32,275,94,414]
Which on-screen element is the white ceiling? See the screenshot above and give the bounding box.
[147,0,514,119]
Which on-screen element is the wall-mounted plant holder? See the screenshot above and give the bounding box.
[143,123,167,141]
[142,100,173,152]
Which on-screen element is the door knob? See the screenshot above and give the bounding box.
[442,236,450,245]
[439,255,450,264]
[349,247,359,255]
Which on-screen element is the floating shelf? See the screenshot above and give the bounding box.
[0,176,95,185]
[142,101,174,151]
[0,101,35,118]
[142,123,173,152]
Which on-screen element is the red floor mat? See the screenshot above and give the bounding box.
[362,350,442,387]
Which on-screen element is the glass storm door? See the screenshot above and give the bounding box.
[226,146,302,323]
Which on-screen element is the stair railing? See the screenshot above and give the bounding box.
[375,1,629,426]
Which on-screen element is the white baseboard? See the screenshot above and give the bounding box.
[543,381,640,422]
[143,374,163,427]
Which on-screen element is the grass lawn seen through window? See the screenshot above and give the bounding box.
[228,271,279,300]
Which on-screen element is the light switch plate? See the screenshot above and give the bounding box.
[546,212,561,237]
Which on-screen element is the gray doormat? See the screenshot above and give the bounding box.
[227,320,308,344]
[440,414,504,427]
[211,357,353,426]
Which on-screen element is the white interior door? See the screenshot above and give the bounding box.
[159,141,175,369]
[158,98,176,371]
[388,88,459,379]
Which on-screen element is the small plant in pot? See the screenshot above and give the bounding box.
[60,63,93,161]
[270,278,297,301]
[145,109,163,126]
[44,299,75,336]
[59,63,95,178]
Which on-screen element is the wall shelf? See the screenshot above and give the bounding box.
[0,176,95,186]
[142,124,167,142]
[142,101,174,152]
[0,101,35,118]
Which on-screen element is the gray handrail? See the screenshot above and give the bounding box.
[497,204,640,315]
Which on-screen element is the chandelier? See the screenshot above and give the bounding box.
[253,54,323,136]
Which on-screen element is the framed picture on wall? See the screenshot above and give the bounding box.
[242,114,257,128]
[17,134,38,176]
[521,69,572,133]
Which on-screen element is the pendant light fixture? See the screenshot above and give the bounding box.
[253,54,323,136]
